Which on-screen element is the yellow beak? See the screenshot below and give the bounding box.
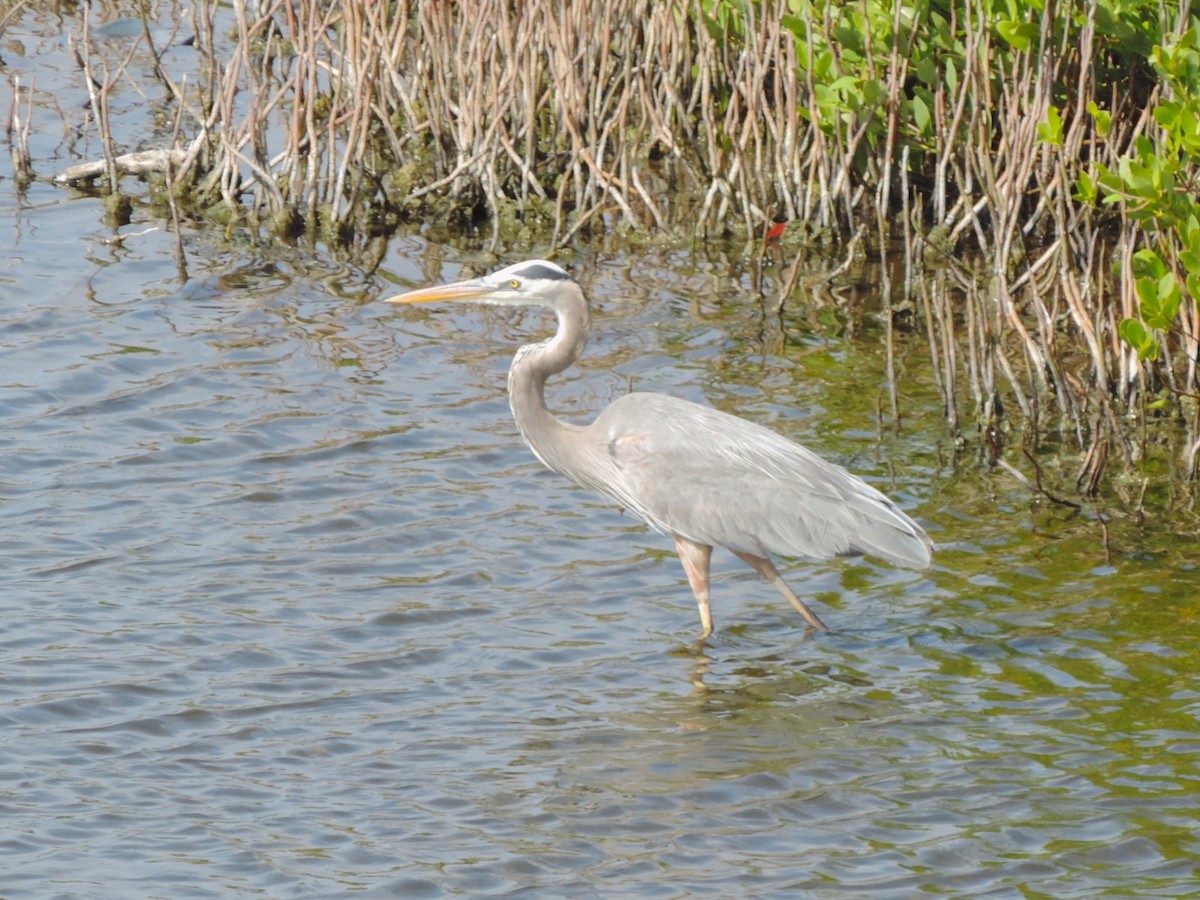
[384,279,492,305]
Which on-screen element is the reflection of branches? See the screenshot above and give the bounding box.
[1020,447,1082,512]
[6,74,34,186]
[73,6,149,195]
[0,0,29,41]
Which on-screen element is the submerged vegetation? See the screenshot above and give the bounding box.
[22,0,1200,495]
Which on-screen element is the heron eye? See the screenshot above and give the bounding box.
[510,279,520,289]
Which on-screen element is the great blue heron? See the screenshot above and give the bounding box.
[386,259,933,637]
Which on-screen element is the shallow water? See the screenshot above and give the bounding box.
[4,5,1200,897]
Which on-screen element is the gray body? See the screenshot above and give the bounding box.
[389,259,933,637]
[578,392,930,566]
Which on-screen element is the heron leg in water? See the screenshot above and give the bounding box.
[673,535,714,638]
[733,551,829,631]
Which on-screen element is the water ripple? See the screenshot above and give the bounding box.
[2,212,1199,895]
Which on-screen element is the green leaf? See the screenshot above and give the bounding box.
[1135,274,1159,309]
[1187,272,1200,303]
[1153,273,1182,327]
[1119,317,1160,361]
[912,94,931,133]
[1154,101,1181,131]
[1074,170,1097,204]
[1186,214,1200,245]
[915,56,937,87]
[813,50,833,79]
[1132,248,1167,279]
[1087,101,1112,137]
[1181,249,1200,277]
[828,75,861,95]
[1037,106,1063,146]
[1137,272,1182,331]
[861,79,887,106]
[1118,157,1156,199]
[781,13,806,40]
[699,11,724,42]
[996,19,1038,52]
[1135,134,1155,162]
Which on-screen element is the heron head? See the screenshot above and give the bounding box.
[384,259,577,310]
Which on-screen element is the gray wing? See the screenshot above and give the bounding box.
[584,392,932,568]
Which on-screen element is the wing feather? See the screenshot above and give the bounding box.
[586,393,932,567]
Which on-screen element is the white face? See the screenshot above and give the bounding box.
[386,258,575,309]
[479,259,573,306]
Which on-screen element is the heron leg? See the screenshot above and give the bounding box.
[733,551,828,631]
[673,535,714,638]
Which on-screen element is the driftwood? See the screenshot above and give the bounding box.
[54,136,203,185]
[54,147,185,185]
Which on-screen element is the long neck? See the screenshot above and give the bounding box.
[506,287,591,475]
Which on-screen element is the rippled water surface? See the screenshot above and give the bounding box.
[5,7,1200,897]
